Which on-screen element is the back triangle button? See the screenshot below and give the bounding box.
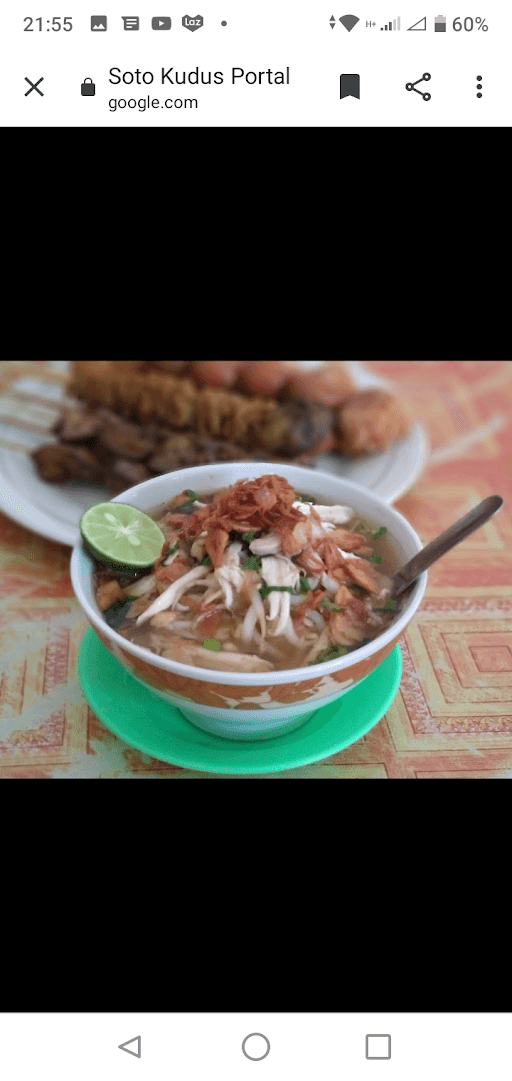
[118,1037,141,1059]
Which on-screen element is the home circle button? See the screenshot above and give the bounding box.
[242,1034,271,1061]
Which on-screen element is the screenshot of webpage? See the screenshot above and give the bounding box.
[0,0,509,124]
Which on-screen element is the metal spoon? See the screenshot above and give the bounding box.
[390,495,504,599]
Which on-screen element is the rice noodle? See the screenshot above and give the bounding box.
[278,613,300,645]
[162,549,181,567]
[241,603,258,644]
[274,592,292,637]
[321,572,339,594]
[307,609,325,631]
[252,590,267,638]
[304,627,330,665]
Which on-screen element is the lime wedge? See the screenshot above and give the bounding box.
[80,503,165,569]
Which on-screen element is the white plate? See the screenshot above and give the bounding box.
[0,361,429,547]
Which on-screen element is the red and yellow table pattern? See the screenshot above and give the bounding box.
[1,359,511,778]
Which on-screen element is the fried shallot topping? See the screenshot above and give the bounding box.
[180,475,304,567]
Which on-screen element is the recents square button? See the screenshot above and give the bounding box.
[366,1035,391,1060]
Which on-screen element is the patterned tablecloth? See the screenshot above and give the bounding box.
[1,360,511,779]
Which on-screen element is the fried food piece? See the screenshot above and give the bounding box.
[68,363,337,459]
[345,559,381,594]
[313,528,367,552]
[149,432,252,473]
[148,361,188,375]
[286,361,356,406]
[96,579,125,611]
[96,410,157,460]
[237,361,299,396]
[72,361,145,374]
[194,385,276,443]
[257,400,334,456]
[179,360,353,404]
[54,406,101,442]
[190,361,245,386]
[329,600,368,647]
[69,362,274,443]
[70,362,198,426]
[105,459,152,496]
[335,389,411,457]
[32,443,101,482]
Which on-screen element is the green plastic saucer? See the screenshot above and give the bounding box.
[78,627,402,775]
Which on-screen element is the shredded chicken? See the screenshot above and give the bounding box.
[261,554,300,638]
[150,611,179,628]
[214,542,245,609]
[162,641,273,672]
[249,531,281,556]
[136,565,208,624]
[190,533,208,561]
[241,586,267,643]
[294,502,354,526]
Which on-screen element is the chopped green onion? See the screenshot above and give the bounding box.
[383,598,397,611]
[242,532,256,543]
[176,489,198,511]
[295,493,316,504]
[203,638,222,651]
[308,644,349,666]
[369,555,383,564]
[372,527,387,539]
[259,585,296,598]
[165,543,179,557]
[202,554,212,566]
[299,577,311,593]
[320,599,346,612]
[242,556,262,571]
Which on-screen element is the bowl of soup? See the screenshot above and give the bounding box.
[70,463,427,741]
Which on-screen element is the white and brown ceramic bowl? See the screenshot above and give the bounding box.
[70,463,427,741]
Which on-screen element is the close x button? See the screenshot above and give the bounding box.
[25,76,44,96]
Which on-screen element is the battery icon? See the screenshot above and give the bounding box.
[435,14,446,30]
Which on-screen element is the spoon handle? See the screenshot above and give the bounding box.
[390,495,504,598]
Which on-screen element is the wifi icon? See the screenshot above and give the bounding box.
[339,14,360,30]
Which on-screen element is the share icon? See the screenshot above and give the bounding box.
[405,72,431,100]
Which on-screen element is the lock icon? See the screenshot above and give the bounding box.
[81,77,95,96]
